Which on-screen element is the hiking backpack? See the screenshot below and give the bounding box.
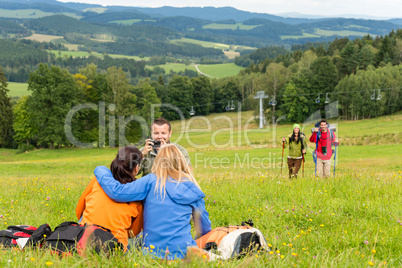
[196,220,270,260]
[46,221,123,256]
[0,224,51,249]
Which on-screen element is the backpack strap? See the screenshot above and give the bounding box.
[7,225,36,235]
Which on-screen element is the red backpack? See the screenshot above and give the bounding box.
[0,224,51,249]
[46,221,124,256]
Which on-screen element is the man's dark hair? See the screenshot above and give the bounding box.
[319,119,328,126]
[110,146,143,184]
[152,117,171,132]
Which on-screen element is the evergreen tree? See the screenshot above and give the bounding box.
[12,96,37,147]
[27,64,80,148]
[190,76,213,116]
[167,75,194,120]
[0,66,13,147]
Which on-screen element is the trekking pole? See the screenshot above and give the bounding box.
[333,144,337,176]
[302,153,305,178]
[280,140,285,176]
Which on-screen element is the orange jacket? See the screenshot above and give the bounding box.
[76,178,143,249]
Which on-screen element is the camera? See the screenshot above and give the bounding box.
[150,140,161,154]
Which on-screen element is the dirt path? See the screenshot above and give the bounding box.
[194,64,214,78]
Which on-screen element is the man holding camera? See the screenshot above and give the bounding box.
[139,117,191,176]
[310,119,339,177]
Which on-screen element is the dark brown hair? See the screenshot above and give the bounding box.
[319,119,328,126]
[110,146,143,184]
[152,117,171,132]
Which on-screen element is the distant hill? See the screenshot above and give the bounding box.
[132,6,311,25]
[388,19,402,25]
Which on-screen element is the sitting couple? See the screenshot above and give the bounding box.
[76,134,210,259]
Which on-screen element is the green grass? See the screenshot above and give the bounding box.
[314,28,375,37]
[196,63,245,78]
[170,37,256,51]
[0,112,401,267]
[280,32,320,40]
[7,82,29,97]
[344,25,370,29]
[47,50,148,61]
[147,63,196,73]
[0,8,81,19]
[202,23,261,30]
[109,19,142,25]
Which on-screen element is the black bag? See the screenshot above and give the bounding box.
[46,221,123,256]
[0,225,38,248]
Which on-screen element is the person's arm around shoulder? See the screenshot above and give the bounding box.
[75,177,97,220]
[94,166,153,203]
[128,202,144,237]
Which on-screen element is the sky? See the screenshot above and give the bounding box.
[58,0,402,19]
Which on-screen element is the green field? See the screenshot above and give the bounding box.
[110,19,142,25]
[147,63,196,73]
[314,28,375,37]
[109,19,156,25]
[0,8,81,19]
[0,112,401,267]
[203,23,261,30]
[196,63,245,78]
[280,32,320,40]
[47,50,148,61]
[170,37,256,51]
[7,82,29,97]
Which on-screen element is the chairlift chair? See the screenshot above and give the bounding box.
[316,93,320,103]
[189,106,195,116]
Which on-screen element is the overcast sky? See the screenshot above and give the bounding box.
[58,0,402,19]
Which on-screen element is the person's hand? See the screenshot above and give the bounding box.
[160,139,167,146]
[314,127,319,133]
[142,139,153,156]
[334,138,339,143]
[302,149,306,154]
[282,137,286,142]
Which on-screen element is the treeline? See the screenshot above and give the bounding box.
[0,39,206,83]
[0,19,31,38]
[0,62,244,149]
[233,29,402,122]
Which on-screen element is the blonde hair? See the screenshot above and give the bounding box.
[151,144,200,198]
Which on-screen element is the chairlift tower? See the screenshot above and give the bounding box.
[254,91,268,129]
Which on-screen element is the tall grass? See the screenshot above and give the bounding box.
[0,112,401,267]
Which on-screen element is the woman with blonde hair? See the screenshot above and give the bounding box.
[94,144,211,259]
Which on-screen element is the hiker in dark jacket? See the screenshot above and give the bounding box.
[282,124,307,179]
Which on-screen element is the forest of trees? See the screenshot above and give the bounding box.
[1,29,402,150]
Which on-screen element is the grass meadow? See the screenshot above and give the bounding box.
[196,64,245,78]
[0,112,401,267]
[202,23,261,30]
[0,9,81,19]
[7,82,29,97]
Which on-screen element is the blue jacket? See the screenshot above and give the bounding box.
[94,166,211,259]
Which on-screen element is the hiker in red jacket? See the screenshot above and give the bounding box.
[310,119,339,177]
